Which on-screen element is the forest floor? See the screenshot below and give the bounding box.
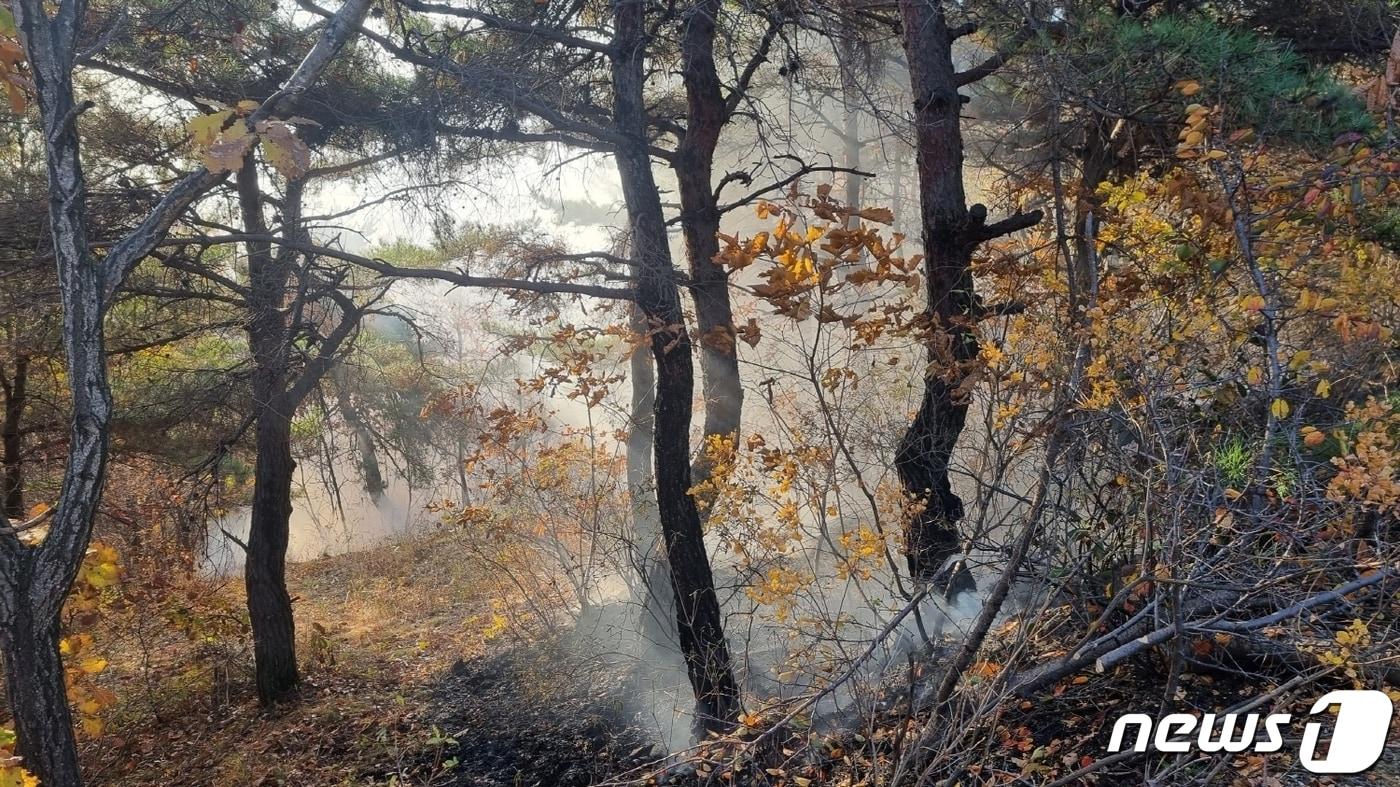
[81,530,533,786]
[73,529,1400,787]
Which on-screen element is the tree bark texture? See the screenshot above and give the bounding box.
[675,0,742,517]
[1,609,82,786]
[894,0,1041,585]
[239,159,302,703]
[1,356,27,519]
[612,0,740,731]
[3,2,114,782]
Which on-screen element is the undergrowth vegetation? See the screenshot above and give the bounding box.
[0,0,1398,785]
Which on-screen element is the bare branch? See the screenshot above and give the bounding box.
[396,0,614,56]
[100,0,378,307]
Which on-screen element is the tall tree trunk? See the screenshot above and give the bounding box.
[612,0,740,731]
[627,301,672,645]
[245,410,299,701]
[3,4,115,782]
[895,0,974,585]
[675,0,742,516]
[1,355,27,519]
[839,34,868,229]
[1,610,82,787]
[894,0,1040,588]
[238,159,300,703]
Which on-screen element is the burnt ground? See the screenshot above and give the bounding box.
[421,636,667,787]
[409,604,1400,787]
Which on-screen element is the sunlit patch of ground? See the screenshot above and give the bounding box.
[80,528,523,787]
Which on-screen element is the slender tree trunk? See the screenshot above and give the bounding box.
[894,0,1041,587]
[3,6,114,782]
[1070,122,1112,320]
[895,0,974,584]
[675,0,742,515]
[245,410,299,701]
[612,0,740,731]
[1,609,82,787]
[237,165,364,702]
[627,301,672,645]
[1,356,27,519]
[238,159,300,703]
[839,34,868,228]
[332,365,385,499]
[453,327,472,507]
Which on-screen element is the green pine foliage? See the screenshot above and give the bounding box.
[1126,15,1369,143]
[1056,13,1372,148]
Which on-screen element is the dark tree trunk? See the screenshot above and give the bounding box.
[1,356,27,519]
[1,606,83,787]
[1070,121,1112,319]
[238,159,300,703]
[236,164,365,704]
[895,0,974,583]
[894,0,1041,587]
[675,0,742,514]
[3,5,114,782]
[612,0,740,732]
[333,366,385,500]
[245,411,299,701]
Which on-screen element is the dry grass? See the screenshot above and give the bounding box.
[80,527,515,787]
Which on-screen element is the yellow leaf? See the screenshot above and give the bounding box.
[81,560,119,589]
[0,766,40,787]
[1239,294,1266,311]
[1176,80,1202,96]
[196,121,253,173]
[79,717,103,738]
[1270,398,1290,419]
[1204,149,1227,160]
[187,109,233,148]
[79,657,108,675]
[1315,379,1331,398]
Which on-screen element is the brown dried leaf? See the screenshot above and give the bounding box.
[258,121,311,179]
